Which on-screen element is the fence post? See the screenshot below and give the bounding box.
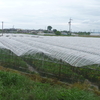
[41,53,44,69]
[59,59,62,79]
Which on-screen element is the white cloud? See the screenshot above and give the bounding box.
[0,0,100,31]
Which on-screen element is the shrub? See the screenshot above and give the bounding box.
[55,31,61,35]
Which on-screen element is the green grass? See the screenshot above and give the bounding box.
[0,70,99,100]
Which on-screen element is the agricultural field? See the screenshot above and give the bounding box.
[0,34,100,67]
[0,33,100,85]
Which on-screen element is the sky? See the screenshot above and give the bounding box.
[0,0,100,32]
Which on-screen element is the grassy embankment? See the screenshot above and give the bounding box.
[0,66,100,100]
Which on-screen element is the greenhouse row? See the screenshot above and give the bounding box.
[0,34,100,67]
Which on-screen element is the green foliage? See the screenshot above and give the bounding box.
[47,26,52,31]
[0,49,28,72]
[75,66,100,84]
[23,54,85,83]
[0,71,32,100]
[0,71,99,100]
[53,29,57,33]
[58,88,99,100]
[55,31,61,35]
[0,71,25,87]
[1,50,99,86]
[62,30,69,33]
[75,32,90,35]
[22,53,100,86]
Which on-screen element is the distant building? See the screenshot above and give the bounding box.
[37,33,45,35]
[90,32,100,36]
[61,32,68,35]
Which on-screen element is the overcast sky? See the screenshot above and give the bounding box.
[0,0,100,32]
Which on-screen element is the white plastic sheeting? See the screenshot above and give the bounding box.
[0,34,100,67]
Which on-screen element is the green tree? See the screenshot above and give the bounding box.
[47,26,52,31]
[53,29,57,33]
[55,31,61,35]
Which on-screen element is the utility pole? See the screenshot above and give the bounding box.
[13,25,14,33]
[13,25,14,29]
[2,21,3,36]
[68,18,72,34]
